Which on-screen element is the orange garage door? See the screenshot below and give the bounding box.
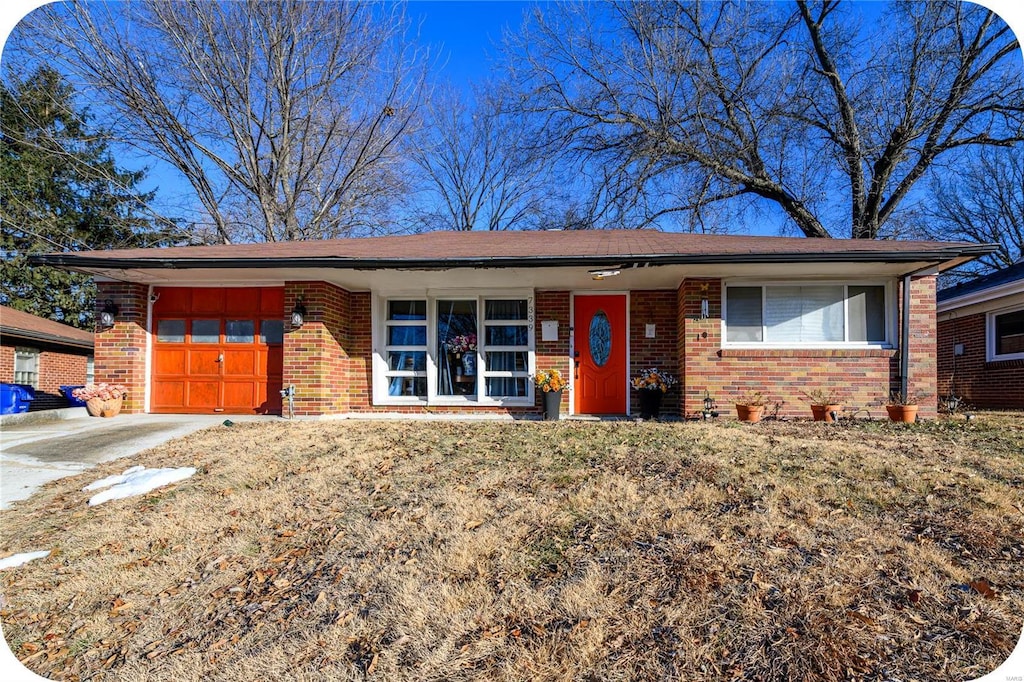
[151,287,284,414]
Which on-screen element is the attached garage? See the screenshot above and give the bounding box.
[151,287,284,414]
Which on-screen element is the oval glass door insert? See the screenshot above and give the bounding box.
[589,310,611,366]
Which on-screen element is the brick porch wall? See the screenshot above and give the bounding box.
[94,282,149,414]
[678,276,937,420]
[534,291,571,414]
[630,291,680,417]
[283,282,350,416]
[937,311,1024,409]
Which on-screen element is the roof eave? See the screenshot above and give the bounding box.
[30,245,997,272]
[0,327,94,350]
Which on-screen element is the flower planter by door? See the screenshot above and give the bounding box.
[886,405,918,423]
[810,404,841,422]
[638,390,663,420]
[543,390,562,421]
[86,396,123,418]
[735,404,764,423]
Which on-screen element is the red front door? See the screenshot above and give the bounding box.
[574,294,628,415]
[151,287,284,414]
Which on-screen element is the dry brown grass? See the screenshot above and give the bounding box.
[1,415,1022,681]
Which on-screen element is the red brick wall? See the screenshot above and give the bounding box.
[94,282,149,414]
[904,275,938,418]
[677,276,936,420]
[630,290,679,416]
[534,291,571,414]
[283,282,350,416]
[937,310,1024,409]
[0,342,89,410]
[345,292,373,411]
[0,345,13,381]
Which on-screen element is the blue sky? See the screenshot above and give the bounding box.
[0,1,1023,238]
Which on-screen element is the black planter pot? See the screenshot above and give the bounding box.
[638,390,663,420]
[543,390,563,421]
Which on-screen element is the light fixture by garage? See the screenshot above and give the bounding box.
[99,299,119,327]
[290,298,307,327]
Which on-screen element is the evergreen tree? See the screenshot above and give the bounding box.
[1,66,165,328]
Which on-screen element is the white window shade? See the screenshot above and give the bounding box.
[765,286,845,343]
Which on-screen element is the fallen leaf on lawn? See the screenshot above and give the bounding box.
[969,578,997,599]
[907,589,922,605]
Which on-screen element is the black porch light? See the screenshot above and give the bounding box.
[99,299,119,327]
[291,298,307,327]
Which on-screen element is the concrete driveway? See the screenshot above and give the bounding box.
[1,409,279,509]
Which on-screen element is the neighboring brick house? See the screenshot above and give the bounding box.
[937,262,1024,410]
[0,306,94,411]
[34,230,991,419]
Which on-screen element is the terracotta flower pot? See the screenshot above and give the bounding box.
[886,404,918,423]
[735,404,764,423]
[86,396,123,418]
[810,404,841,422]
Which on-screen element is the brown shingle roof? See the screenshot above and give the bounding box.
[33,229,993,269]
[0,306,94,349]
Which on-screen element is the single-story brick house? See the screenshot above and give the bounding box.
[936,261,1024,410]
[0,305,94,411]
[33,230,992,419]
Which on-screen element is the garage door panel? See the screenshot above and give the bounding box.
[154,349,186,375]
[222,382,258,409]
[154,288,192,315]
[265,348,283,376]
[229,288,261,312]
[223,350,257,375]
[260,289,285,313]
[188,350,222,375]
[151,382,185,408]
[191,290,225,314]
[186,382,220,409]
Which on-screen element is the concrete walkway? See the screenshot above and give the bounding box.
[0,410,278,509]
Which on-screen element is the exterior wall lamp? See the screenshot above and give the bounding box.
[99,299,119,327]
[291,298,307,328]
[589,269,621,281]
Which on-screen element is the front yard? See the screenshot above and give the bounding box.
[1,416,1022,681]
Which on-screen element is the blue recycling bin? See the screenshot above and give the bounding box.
[0,383,35,414]
[60,385,88,407]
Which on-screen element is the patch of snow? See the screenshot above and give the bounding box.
[82,465,146,491]
[85,466,197,506]
[0,550,50,570]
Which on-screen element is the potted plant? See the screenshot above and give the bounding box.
[735,391,767,423]
[803,388,844,422]
[631,368,677,420]
[72,383,128,418]
[535,369,566,420]
[445,334,477,376]
[886,391,920,423]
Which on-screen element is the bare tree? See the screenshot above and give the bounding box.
[916,146,1024,278]
[407,85,550,232]
[20,0,428,243]
[506,0,1024,238]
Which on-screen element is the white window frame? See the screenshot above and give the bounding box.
[722,280,895,348]
[372,290,535,407]
[14,347,40,388]
[986,303,1024,362]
